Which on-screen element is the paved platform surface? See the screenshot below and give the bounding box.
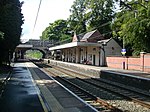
[0,63,44,112]
[0,61,97,112]
[27,62,97,112]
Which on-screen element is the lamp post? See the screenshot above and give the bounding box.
[120,37,126,69]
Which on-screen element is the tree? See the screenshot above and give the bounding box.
[40,19,72,42]
[68,0,116,38]
[86,0,115,38]
[0,31,4,40]
[0,0,24,64]
[68,0,88,34]
[112,0,150,56]
[41,0,117,44]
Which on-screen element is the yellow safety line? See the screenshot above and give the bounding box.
[37,91,48,112]
[26,63,48,112]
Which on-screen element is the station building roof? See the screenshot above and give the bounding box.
[72,30,104,43]
[98,38,111,44]
[49,30,106,51]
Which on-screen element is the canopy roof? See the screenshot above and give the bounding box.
[49,41,101,51]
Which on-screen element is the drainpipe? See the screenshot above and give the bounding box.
[99,47,100,66]
[86,47,87,64]
[102,42,107,66]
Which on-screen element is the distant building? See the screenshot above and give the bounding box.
[49,30,122,66]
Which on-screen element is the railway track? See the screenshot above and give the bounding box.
[45,68,122,112]
[33,61,150,112]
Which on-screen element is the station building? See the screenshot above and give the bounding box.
[49,30,122,66]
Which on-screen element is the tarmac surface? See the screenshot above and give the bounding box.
[0,63,44,112]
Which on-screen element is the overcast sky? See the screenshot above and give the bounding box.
[20,0,74,41]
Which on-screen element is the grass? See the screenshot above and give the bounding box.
[25,50,43,59]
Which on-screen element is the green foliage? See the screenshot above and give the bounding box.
[25,50,43,59]
[40,19,71,42]
[0,0,24,64]
[68,0,116,37]
[68,0,87,34]
[86,0,115,37]
[60,34,71,41]
[112,0,150,56]
[41,0,117,43]
[0,31,4,40]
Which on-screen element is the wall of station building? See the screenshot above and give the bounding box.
[60,44,122,66]
[51,39,122,66]
[104,39,122,56]
[62,46,101,66]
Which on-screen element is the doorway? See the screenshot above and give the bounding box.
[93,55,95,66]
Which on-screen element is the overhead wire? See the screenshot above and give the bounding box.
[67,8,122,38]
[49,3,123,45]
[52,29,119,46]
[52,20,117,46]
[32,0,42,33]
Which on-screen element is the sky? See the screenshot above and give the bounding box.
[20,0,75,42]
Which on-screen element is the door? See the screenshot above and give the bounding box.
[93,55,95,66]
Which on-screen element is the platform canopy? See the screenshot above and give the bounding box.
[49,41,101,51]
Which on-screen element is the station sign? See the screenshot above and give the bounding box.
[121,49,126,55]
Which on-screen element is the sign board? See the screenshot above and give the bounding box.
[121,48,126,55]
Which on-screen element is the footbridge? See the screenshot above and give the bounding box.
[15,39,52,60]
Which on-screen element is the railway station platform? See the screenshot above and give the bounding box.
[0,61,97,112]
[46,59,150,92]
[0,62,44,112]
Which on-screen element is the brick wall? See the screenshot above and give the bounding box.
[106,57,125,69]
[106,53,150,72]
[127,57,141,70]
[143,53,150,72]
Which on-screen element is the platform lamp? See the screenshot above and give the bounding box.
[118,36,126,55]
[118,36,126,69]
[122,37,126,69]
